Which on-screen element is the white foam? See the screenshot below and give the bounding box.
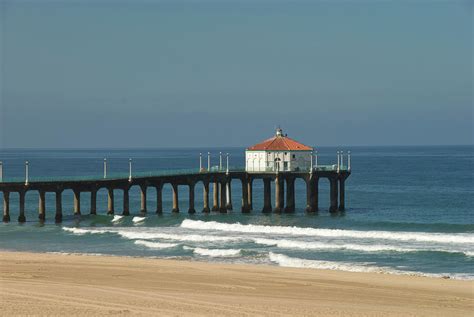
[187,247,241,257]
[268,252,384,273]
[181,220,474,245]
[132,217,146,223]
[134,240,178,249]
[268,253,474,280]
[117,231,240,243]
[254,238,418,253]
[62,227,100,235]
[112,215,124,223]
[253,238,474,256]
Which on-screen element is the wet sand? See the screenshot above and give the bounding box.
[0,251,472,316]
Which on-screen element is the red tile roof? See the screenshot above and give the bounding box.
[247,135,313,151]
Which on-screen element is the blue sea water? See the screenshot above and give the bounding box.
[0,146,473,279]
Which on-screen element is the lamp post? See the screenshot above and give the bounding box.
[103,158,107,179]
[25,161,29,186]
[199,153,202,171]
[0,161,3,182]
[348,151,351,171]
[226,153,229,173]
[315,151,318,170]
[219,152,222,171]
[337,151,340,173]
[310,151,313,173]
[340,150,344,169]
[207,152,211,171]
[128,158,132,182]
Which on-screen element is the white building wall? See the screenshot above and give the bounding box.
[245,150,312,172]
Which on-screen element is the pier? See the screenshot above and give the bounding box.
[0,155,350,223]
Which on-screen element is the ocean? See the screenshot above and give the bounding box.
[0,146,473,279]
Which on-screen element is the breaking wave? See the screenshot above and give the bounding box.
[181,220,474,245]
[253,238,474,256]
[184,246,241,257]
[132,217,146,223]
[134,240,178,249]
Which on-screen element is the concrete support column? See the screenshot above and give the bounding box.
[262,178,272,212]
[241,179,250,213]
[219,181,227,213]
[212,181,219,211]
[285,178,295,213]
[55,191,63,223]
[107,188,114,215]
[188,183,196,214]
[274,176,284,213]
[329,177,338,213]
[156,184,163,214]
[3,191,10,222]
[339,178,345,211]
[123,188,130,216]
[73,190,81,215]
[90,190,97,215]
[312,177,319,212]
[38,191,46,221]
[18,191,26,223]
[247,179,253,210]
[202,182,210,213]
[226,180,233,210]
[140,185,147,214]
[172,184,179,213]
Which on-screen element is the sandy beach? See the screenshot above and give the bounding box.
[0,251,472,316]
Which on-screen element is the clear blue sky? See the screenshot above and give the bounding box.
[0,0,472,148]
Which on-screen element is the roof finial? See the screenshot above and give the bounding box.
[276,126,283,137]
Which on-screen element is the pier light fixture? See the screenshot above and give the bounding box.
[315,151,318,170]
[226,153,229,173]
[128,158,132,182]
[0,161,3,182]
[341,150,344,169]
[25,161,29,186]
[207,152,211,171]
[219,152,222,171]
[199,153,202,171]
[348,151,351,171]
[310,151,313,173]
[103,158,107,179]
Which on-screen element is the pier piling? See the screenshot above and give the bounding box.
[90,190,97,215]
[123,188,130,216]
[202,182,210,213]
[329,177,338,213]
[263,178,272,212]
[55,191,63,223]
[107,188,114,215]
[38,191,46,221]
[219,181,227,213]
[285,177,295,213]
[140,185,147,214]
[73,190,81,216]
[188,183,196,214]
[172,184,179,213]
[18,191,26,223]
[155,184,163,214]
[212,182,219,211]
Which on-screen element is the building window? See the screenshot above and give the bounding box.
[292,154,296,159]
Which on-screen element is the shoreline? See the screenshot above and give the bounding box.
[2,247,472,281]
[1,251,472,316]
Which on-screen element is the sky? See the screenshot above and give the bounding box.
[0,0,472,148]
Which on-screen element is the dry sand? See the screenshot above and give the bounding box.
[0,251,472,316]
